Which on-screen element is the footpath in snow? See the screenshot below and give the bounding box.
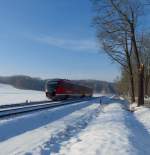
[58,99,150,155]
[1,96,150,154]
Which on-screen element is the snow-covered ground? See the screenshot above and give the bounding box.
[59,102,150,155]
[1,86,150,155]
[0,83,47,105]
[0,98,101,155]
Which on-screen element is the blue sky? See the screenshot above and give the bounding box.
[0,0,120,82]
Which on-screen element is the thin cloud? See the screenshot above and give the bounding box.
[35,36,99,52]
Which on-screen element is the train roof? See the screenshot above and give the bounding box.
[46,79,92,91]
[46,79,69,83]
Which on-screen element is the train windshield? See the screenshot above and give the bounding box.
[46,82,58,92]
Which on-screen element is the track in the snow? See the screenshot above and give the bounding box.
[0,97,94,119]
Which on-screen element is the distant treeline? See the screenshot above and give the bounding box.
[0,75,45,91]
[0,75,117,94]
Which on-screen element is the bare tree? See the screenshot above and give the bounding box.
[102,29,135,102]
[93,0,146,105]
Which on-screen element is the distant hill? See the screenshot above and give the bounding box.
[0,75,45,91]
[0,75,117,94]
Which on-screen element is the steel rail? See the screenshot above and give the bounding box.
[0,97,92,118]
[0,100,52,109]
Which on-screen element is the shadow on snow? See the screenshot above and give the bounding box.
[39,107,100,155]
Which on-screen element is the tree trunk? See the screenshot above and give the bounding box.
[130,24,144,106]
[145,75,150,96]
[129,73,135,103]
[126,52,135,103]
[137,64,144,106]
[124,36,135,103]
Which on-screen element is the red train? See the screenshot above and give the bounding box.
[45,79,93,100]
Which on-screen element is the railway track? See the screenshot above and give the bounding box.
[0,100,52,109]
[0,97,93,118]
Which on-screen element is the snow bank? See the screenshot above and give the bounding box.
[135,106,150,134]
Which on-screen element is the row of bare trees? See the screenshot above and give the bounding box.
[93,0,150,106]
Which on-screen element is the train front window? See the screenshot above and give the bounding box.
[46,82,58,92]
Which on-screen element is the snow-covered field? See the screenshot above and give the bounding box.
[0,83,47,105]
[1,84,150,155]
